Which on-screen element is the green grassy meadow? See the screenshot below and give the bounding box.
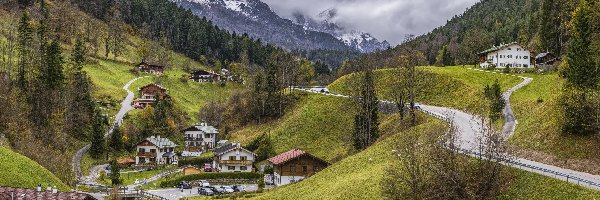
[0,147,70,191]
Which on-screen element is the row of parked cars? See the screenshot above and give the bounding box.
[176,180,246,196]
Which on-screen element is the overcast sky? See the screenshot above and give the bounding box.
[261,0,479,45]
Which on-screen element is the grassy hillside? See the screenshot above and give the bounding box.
[509,73,600,161]
[0,147,69,191]
[247,113,600,200]
[330,66,522,112]
[231,93,357,162]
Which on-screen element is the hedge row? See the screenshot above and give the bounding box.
[160,172,263,187]
[178,157,212,167]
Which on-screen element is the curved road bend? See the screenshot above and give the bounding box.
[73,76,148,184]
[296,74,600,190]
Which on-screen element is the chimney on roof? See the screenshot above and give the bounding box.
[52,186,57,194]
[46,185,51,191]
[37,184,41,192]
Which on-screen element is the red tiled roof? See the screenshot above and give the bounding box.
[268,148,307,165]
[0,187,96,200]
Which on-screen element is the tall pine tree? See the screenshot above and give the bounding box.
[540,0,561,54]
[353,70,380,150]
[17,11,33,89]
[90,112,106,159]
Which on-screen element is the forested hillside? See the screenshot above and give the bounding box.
[341,0,599,73]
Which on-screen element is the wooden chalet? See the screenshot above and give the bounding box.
[138,61,165,75]
[190,70,222,82]
[133,83,170,108]
[268,148,329,186]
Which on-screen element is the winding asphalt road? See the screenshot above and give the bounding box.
[298,69,600,190]
[73,76,148,184]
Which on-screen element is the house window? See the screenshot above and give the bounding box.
[229,156,237,160]
[139,148,145,152]
[302,166,308,173]
[508,48,512,50]
[313,166,320,172]
[150,149,156,153]
[500,63,505,67]
[204,134,211,138]
[524,56,529,59]
[240,166,247,171]
[240,156,247,161]
[524,64,529,68]
[290,166,296,172]
[228,166,236,171]
[508,55,513,58]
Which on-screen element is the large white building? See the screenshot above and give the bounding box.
[135,136,178,165]
[213,143,255,172]
[478,42,533,68]
[183,123,218,152]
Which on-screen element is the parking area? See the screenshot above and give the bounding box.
[145,184,258,200]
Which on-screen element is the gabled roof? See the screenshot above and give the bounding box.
[139,83,168,91]
[183,124,219,134]
[0,187,96,200]
[536,52,556,59]
[268,148,330,166]
[191,70,222,77]
[138,136,177,149]
[214,143,256,156]
[478,42,527,55]
[138,61,165,68]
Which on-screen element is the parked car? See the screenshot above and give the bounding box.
[203,164,212,172]
[208,186,225,194]
[198,187,214,196]
[221,186,235,193]
[176,181,192,189]
[199,180,210,187]
[232,185,245,192]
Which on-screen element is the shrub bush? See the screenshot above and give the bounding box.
[177,156,212,167]
[160,172,263,187]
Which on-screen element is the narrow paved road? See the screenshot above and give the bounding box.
[296,69,600,190]
[73,76,148,184]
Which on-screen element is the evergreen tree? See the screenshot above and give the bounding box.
[72,37,86,70]
[484,80,505,121]
[17,11,33,89]
[562,0,598,90]
[42,40,65,90]
[559,0,599,135]
[540,0,561,55]
[109,127,124,153]
[353,70,380,150]
[109,160,122,186]
[90,113,106,159]
[65,37,94,139]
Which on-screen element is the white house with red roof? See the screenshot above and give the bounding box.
[477,42,533,68]
[267,148,329,186]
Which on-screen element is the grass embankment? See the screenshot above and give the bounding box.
[0,147,69,191]
[329,66,522,113]
[231,93,358,162]
[509,73,600,161]
[99,166,177,186]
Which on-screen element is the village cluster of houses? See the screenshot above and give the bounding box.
[477,42,558,69]
[133,122,329,186]
[137,61,238,82]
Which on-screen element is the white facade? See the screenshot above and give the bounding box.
[135,136,178,165]
[213,143,255,172]
[183,123,218,151]
[273,172,306,186]
[479,43,532,68]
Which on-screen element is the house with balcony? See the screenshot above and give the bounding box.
[213,143,255,172]
[133,83,171,108]
[268,148,330,186]
[478,42,533,68]
[190,70,222,82]
[135,136,178,165]
[138,61,165,75]
[183,123,218,152]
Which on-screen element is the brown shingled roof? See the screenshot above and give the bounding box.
[268,148,329,166]
[0,187,97,200]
